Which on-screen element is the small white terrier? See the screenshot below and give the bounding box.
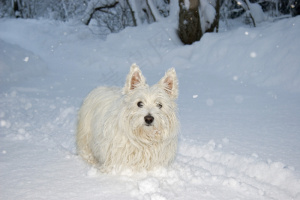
[76,64,179,173]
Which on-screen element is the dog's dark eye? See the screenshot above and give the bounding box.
[137,101,144,108]
[157,103,162,109]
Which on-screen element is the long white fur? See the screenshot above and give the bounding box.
[76,64,179,173]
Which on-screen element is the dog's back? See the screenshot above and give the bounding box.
[76,86,121,165]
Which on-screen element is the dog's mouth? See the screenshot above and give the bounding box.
[134,125,162,141]
[145,124,153,127]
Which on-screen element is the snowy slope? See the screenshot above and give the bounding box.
[1,16,300,200]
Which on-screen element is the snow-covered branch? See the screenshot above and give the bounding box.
[81,0,119,25]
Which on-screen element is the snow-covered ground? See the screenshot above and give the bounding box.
[0,16,300,200]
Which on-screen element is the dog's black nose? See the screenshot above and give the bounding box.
[144,115,154,125]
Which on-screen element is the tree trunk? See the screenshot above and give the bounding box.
[126,0,137,26]
[147,0,162,22]
[145,0,157,22]
[244,0,256,27]
[206,0,220,33]
[178,0,202,45]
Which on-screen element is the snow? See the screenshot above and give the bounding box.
[1,16,300,200]
[248,2,266,23]
[184,0,190,9]
[200,0,216,31]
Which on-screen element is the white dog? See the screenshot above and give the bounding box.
[76,64,179,173]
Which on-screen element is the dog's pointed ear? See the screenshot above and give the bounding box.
[123,64,146,94]
[159,68,178,99]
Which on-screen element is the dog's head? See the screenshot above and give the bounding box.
[121,64,179,144]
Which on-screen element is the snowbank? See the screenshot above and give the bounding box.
[0,39,48,87]
[190,17,300,93]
